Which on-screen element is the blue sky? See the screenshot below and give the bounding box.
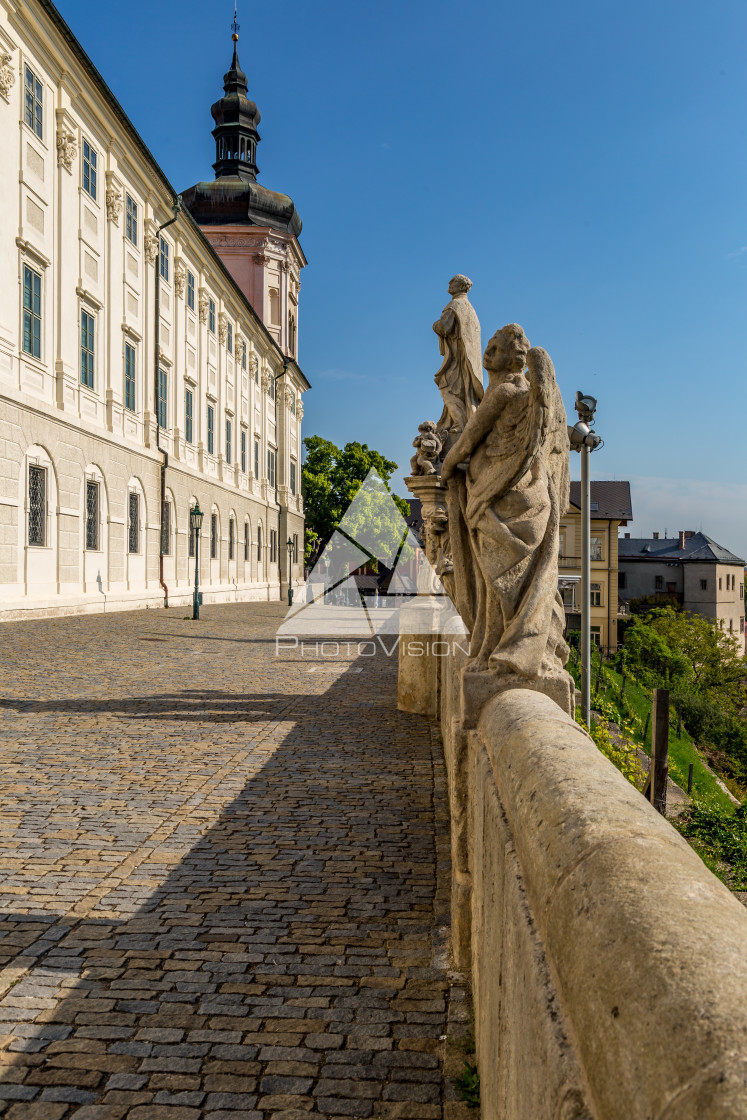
[60,0,747,556]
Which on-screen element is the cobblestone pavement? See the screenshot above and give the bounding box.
[0,604,468,1119]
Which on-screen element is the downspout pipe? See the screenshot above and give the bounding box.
[272,358,289,600]
[154,196,182,608]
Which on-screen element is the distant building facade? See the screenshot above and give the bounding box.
[559,481,633,654]
[0,0,308,619]
[618,531,746,648]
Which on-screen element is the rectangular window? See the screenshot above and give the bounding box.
[82,139,97,199]
[228,518,234,561]
[701,578,708,590]
[157,368,168,428]
[227,322,233,354]
[185,388,194,443]
[241,341,247,370]
[85,480,99,551]
[225,417,232,464]
[590,626,601,648]
[655,575,663,590]
[187,271,195,311]
[189,506,195,558]
[241,428,247,473]
[23,265,41,359]
[208,298,216,333]
[124,343,136,412]
[24,66,43,139]
[128,492,139,554]
[590,582,601,607]
[159,237,169,281]
[290,461,296,495]
[210,512,217,559]
[254,439,259,479]
[618,571,626,590]
[244,522,249,561]
[590,536,602,562]
[267,448,276,488]
[719,576,723,591]
[161,500,171,556]
[80,310,95,388]
[270,529,277,563]
[293,533,299,562]
[126,195,138,245]
[207,404,215,455]
[27,465,46,547]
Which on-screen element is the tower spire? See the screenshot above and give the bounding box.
[209,11,261,181]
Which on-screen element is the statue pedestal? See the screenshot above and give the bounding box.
[397,599,469,717]
[460,666,574,730]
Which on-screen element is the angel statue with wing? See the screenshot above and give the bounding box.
[440,323,572,705]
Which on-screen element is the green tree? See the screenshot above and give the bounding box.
[301,435,409,564]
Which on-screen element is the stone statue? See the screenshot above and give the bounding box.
[433,275,484,454]
[440,323,572,708]
[410,421,443,476]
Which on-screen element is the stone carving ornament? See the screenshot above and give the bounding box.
[56,126,77,172]
[105,182,122,225]
[433,275,483,455]
[174,258,186,298]
[410,421,443,476]
[218,311,228,344]
[0,52,15,102]
[260,370,271,392]
[144,224,159,265]
[198,290,209,325]
[297,401,304,420]
[440,323,572,707]
[249,353,259,377]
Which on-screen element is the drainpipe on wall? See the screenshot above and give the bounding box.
[271,357,289,601]
[154,197,182,608]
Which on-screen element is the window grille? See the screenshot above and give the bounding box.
[241,429,247,473]
[126,195,138,245]
[210,513,217,559]
[28,465,46,547]
[244,522,249,561]
[23,266,41,359]
[128,492,139,554]
[80,310,95,388]
[159,237,169,281]
[125,343,136,411]
[207,405,215,454]
[225,418,232,464]
[158,369,167,428]
[187,271,195,310]
[85,480,99,551]
[24,66,43,138]
[161,501,171,556]
[229,519,234,560]
[185,388,193,443]
[82,140,97,199]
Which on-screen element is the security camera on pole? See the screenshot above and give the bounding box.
[568,392,603,727]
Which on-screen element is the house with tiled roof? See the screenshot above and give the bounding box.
[618,530,746,647]
[559,481,633,653]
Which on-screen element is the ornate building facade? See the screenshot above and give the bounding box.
[0,0,308,618]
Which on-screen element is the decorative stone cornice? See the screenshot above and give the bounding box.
[105,172,122,225]
[218,311,228,345]
[0,52,15,103]
[16,236,51,269]
[174,258,186,298]
[198,288,209,324]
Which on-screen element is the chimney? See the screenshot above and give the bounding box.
[678,531,686,549]
[653,532,659,540]
[685,530,695,539]
[624,533,630,539]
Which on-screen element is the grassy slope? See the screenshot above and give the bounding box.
[568,658,734,813]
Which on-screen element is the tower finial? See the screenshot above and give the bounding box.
[231,1,239,41]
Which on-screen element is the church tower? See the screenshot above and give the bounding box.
[181,16,305,359]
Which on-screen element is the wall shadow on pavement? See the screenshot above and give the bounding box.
[0,691,292,723]
[0,659,447,1115]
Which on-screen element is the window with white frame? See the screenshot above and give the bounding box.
[225,417,232,464]
[185,388,194,443]
[229,518,235,560]
[126,195,138,245]
[590,582,602,607]
[159,238,169,282]
[157,369,168,428]
[241,429,247,473]
[23,265,41,359]
[24,66,43,139]
[207,405,215,455]
[82,140,97,199]
[254,439,259,478]
[124,342,136,412]
[208,298,216,333]
[187,271,195,311]
[27,465,46,547]
[241,340,247,370]
[80,310,95,388]
[227,322,233,354]
[290,461,296,495]
[85,480,100,551]
[267,448,276,488]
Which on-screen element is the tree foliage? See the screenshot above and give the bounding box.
[301,435,409,563]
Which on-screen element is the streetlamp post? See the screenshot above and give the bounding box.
[286,536,294,606]
[568,393,602,727]
[190,503,204,620]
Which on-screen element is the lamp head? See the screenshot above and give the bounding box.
[190,503,204,531]
[574,391,597,424]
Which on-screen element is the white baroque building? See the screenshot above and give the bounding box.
[0,0,308,619]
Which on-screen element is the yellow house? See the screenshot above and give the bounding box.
[559,481,632,654]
